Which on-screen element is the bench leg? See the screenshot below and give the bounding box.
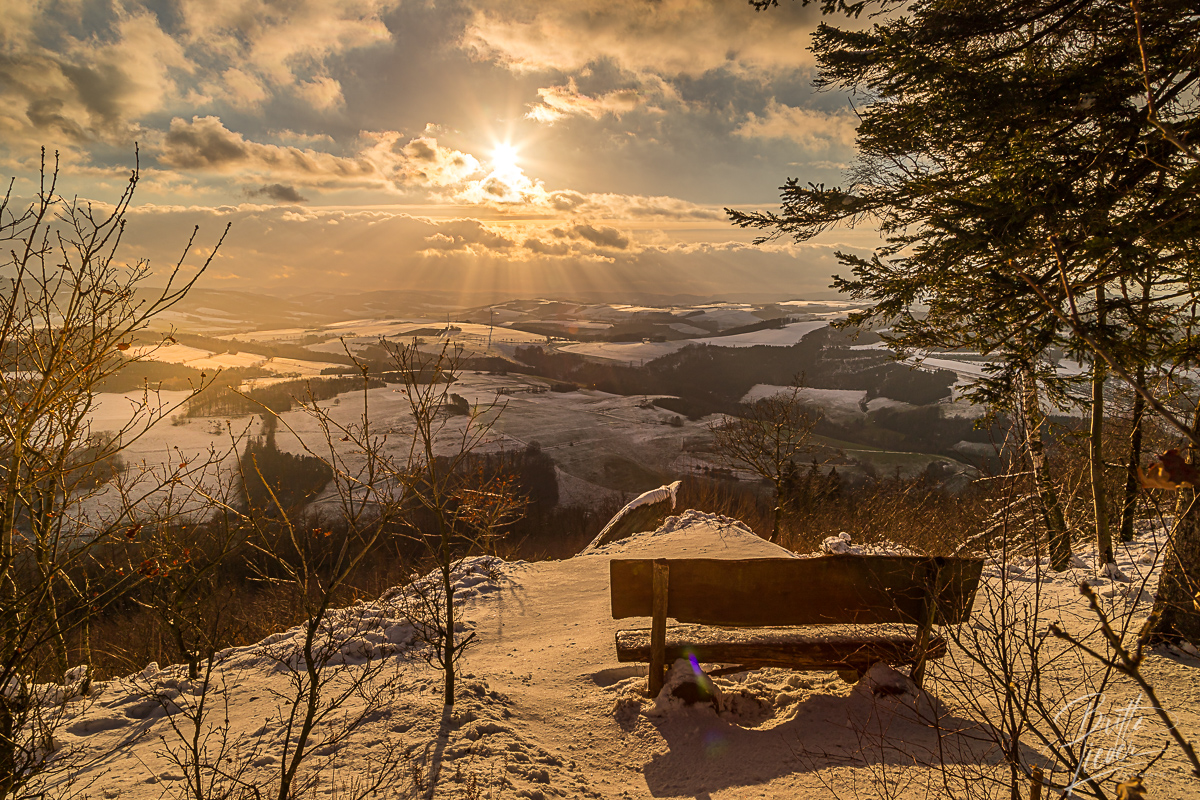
[649,559,669,696]
[911,560,938,690]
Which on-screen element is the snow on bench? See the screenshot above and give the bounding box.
[610,555,983,694]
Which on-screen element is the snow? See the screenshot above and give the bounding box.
[556,340,682,362]
[127,343,214,364]
[303,320,549,355]
[128,345,335,377]
[906,355,991,378]
[559,321,829,363]
[583,480,680,551]
[257,356,339,376]
[707,320,828,346]
[28,513,1200,799]
[742,384,864,410]
[819,530,917,557]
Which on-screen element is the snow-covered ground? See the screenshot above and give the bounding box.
[740,384,911,418]
[80,391,261,524]
[558,321,829,363]
[83,373,716,517]
[304,322,549,355]
[126,343,334,376]
[34,512,1200,799]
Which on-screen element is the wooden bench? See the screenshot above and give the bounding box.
[610,555,984,694]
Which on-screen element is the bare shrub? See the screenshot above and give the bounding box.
[0,151,225,797]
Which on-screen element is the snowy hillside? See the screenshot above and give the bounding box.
[34,512,1200,799]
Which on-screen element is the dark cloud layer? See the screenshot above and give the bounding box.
[246,184,309,203]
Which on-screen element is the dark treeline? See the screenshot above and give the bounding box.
[816,405,1010,463]
[239,416,334,515]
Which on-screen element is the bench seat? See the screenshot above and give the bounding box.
[615,623,947,672]
[610,556,983,692]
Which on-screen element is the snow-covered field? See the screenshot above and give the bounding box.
[740,384,910,418]
[558,321,830,363]
[35,512,1200,799]
[84,373,717,515]
[263,375,713,500]
[126,344,334,376]
[80,391,261,524]
[304,322,549,355]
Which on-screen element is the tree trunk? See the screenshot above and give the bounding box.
[771,482,783,543]
[1120,275,1151,544]
[443,560,456,706]
[1148,490,1200,646]
[0,700,15,798]
[1149,404,1200,645]
[1090,287,1112,570]
[1019,367,1071,570]
[1120,361,1146,543]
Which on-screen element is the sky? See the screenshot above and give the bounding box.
[0,0,882,301]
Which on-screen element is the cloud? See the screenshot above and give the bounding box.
[156,120,493,195]
[417,219,634,260]
[462,0,820,79]
[158,117,484,191]
[0,11,192,148]
[734,100,858,153]
[530,190,722,221]
[569,223,630,250]
[271,130,337,147]
[157,116,375,183]
[362,134,484,188]
[210,68,269,109]
[147,116,736,221]
[525,80,643,124]
[296,77,345,111]
[115,204,863,298]
[0,0,400,155]
[173,0,398,104]
[522,237,572,256]
[420,219,516,254]
[246,184,309,203]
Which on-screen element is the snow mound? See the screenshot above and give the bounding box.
[583,508,766,556]
[147,557,528,675]
[654,509,755,537]
[382,555,521,606]
[818,530,917,557]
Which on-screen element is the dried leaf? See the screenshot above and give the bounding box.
[1138,449,1199,490]
[1116,776,1146,800]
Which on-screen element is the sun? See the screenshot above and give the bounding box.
[491,142,520,174]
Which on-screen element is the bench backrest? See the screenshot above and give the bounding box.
[610,556,983,627]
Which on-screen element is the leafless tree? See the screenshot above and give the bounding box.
[709,383,822,542]
[385,339,524,707]
[0,150,225,798]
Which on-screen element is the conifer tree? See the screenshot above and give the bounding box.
[733,0,1200,572]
